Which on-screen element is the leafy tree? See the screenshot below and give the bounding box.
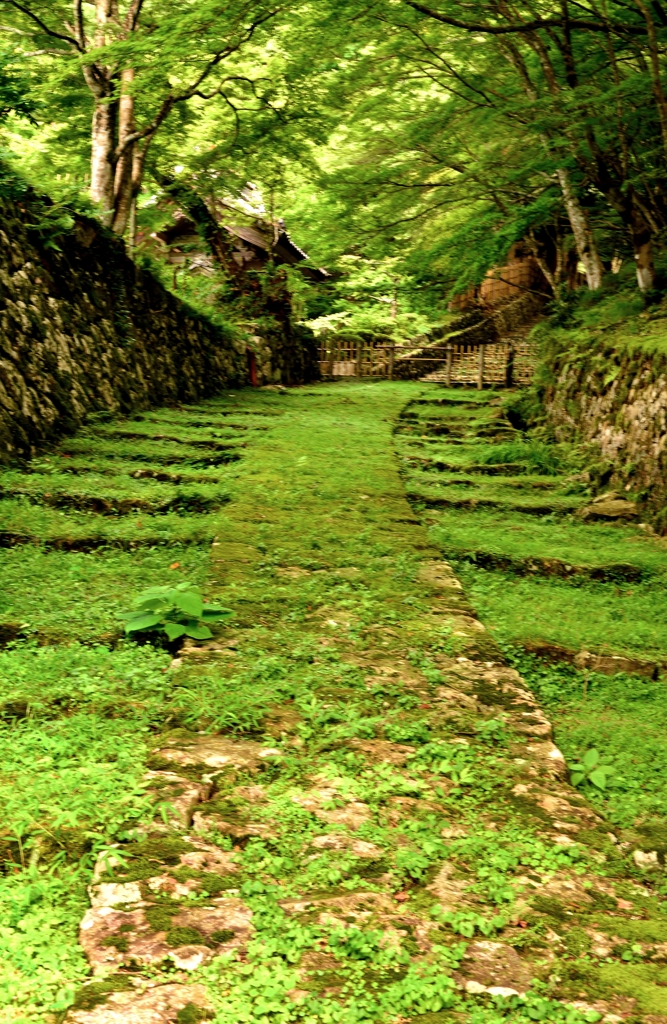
[397,0,667,292]
[0,0,289,233]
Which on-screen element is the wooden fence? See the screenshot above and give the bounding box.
[317,336,536,388]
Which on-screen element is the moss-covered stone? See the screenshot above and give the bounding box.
[166,926,206,947]
[70,975,133,1012]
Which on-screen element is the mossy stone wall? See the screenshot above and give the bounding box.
[544,343,667,526]
[0,196,248,461]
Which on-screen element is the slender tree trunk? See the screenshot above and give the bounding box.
[497,41,604,291]
[556,168,604,289]
[128,197,137,254]
[633,0,667,162]
[90,97,115,221]
[628,209,655,291]
[111,67,136,236]
[527,228,556,292]
[89,0,117,223]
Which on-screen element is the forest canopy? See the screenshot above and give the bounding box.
[2,0,667,332]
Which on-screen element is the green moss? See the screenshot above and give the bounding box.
[131,835,192,865]
[71,975,133,1011]
[101,933,130,952]
[595,963,667,1012]
[176,1004,211,1024]
[166,926,206,947]
[563,926,591,956]
[144,905,177,933]
[530,896,571,921]
[589,915,667,944]
[198,871,236,896]
[210,928,236,943]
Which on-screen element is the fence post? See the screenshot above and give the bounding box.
[388,342,395,380]
[370,341,375,377]
[328,335,335,379]
[505,343,514,388]
[356,338,363,378]
[445,344,453,387]
[477,344,485,391]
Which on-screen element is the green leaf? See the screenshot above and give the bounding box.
[583,749,600,769]
[569,763,586,773]
[201,607,234,620]
[174,592,204,618]
[185,624,213,640]
[571,772,585,787]
[134,598,170,610]
[164,622,187,641]
[589,768,608,790]
[125,613,163,633]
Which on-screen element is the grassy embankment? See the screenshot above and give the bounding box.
[0,402,259,1016]
[398,385,667,831]
[5,381,667,1022]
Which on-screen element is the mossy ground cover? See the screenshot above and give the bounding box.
[5,382,667,1023]
[398,390,667,662]
[397,386,667,848]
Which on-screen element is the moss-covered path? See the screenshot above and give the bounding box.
[4,382,667,1023]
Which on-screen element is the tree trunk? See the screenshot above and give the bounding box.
[111,68,136,236]
[89,0,117,223]
[556,168,604,289]
[90,97,115,223]
[629,212,655,292]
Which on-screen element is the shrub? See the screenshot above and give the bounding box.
[121,582,233,642]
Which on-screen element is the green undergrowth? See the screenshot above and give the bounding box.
[0,545,212,640]
[427,507,667,575]
[455,563,667,662]
[4,381,667,1023]
[397,386,667,842]
[533,273,667,361]
[503,646,667,828]
[0,500,220,547]
[397,388,667,661]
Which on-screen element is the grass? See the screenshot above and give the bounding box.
[427,507,667,575]
[0,546,213,640]
[0,470,230,512]
[396,384,667,851]
[407,475,583,514]
[0,500,220,547]
[473,439,569,475]
[506,649,667,827]
[455,563,667,661]
[5,380,667,1022]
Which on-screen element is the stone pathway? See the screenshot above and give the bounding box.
[62,383,667,1022]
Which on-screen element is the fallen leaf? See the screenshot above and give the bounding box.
[394,892,410,903]
[170,561,181,569]
[617,898,633,910]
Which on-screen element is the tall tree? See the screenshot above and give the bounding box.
[400,0,667,291]
[0,0,283,233]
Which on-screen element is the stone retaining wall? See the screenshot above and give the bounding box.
[0,193,318,461]
[544,342,667,527]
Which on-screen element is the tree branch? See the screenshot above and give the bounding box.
[111,9,281,164]
[0,0,84,50]
[123,0,143,34]
[403,0,644,34]
[73,0,86,48]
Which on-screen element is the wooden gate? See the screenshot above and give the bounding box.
[317,336,535,388]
